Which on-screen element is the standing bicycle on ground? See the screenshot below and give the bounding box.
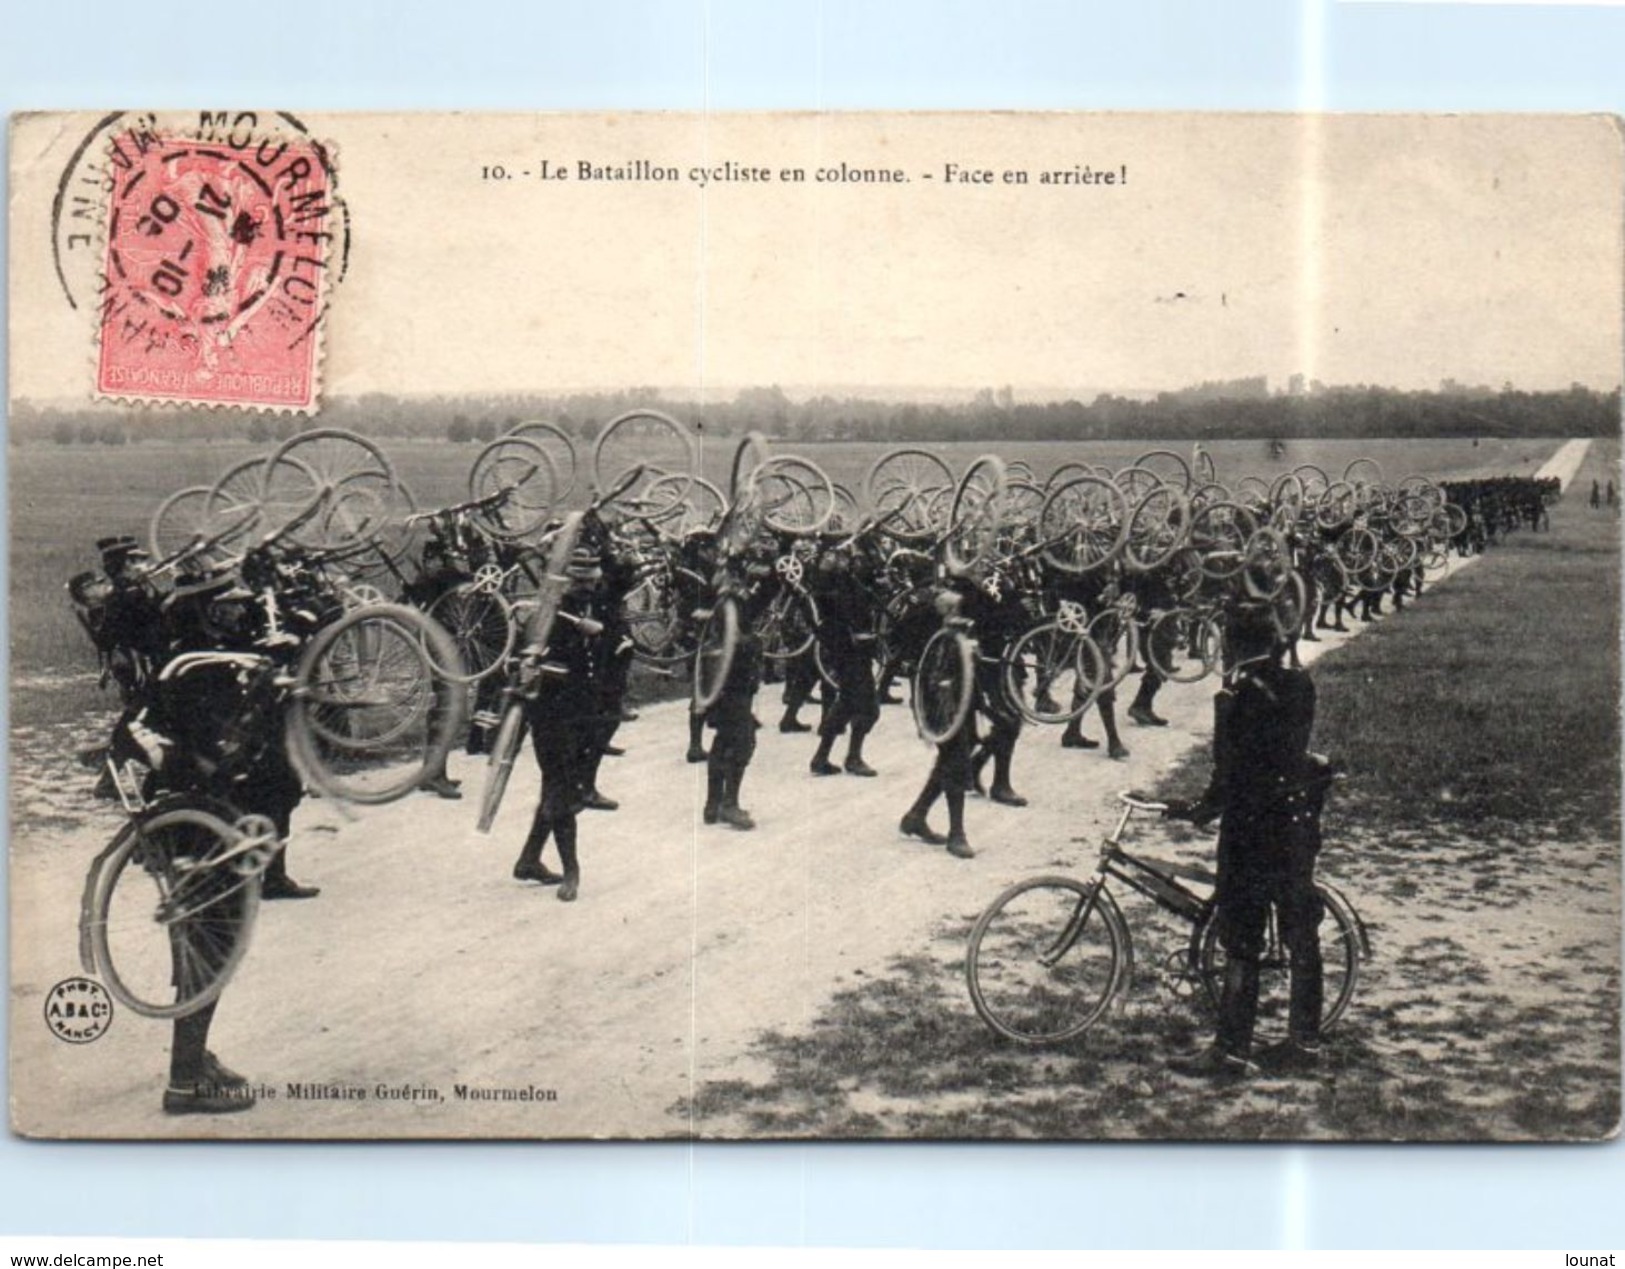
[1162,606,1333,1079]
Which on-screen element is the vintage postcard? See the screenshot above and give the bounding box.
[7,111,1621,1141]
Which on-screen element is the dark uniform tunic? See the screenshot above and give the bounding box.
[524,596,598,819]
[813,554,881,740]
[707,601,764,773]
[1193,659,1326,962]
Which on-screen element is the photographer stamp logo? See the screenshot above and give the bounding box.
[44,978,113,1044]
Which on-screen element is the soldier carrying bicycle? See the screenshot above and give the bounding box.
[103,569,316,1114]
[510,545,607,901]
[807,538,883,779]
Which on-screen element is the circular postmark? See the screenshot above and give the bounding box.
[44,977,114,1044]
[51,111,350,410]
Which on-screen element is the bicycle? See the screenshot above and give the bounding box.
[78,793,282,1019]
[475,468,653,833]
[965,790,1369,1046]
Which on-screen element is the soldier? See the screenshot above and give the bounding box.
[577,533,640,812]
[97,536,166,705]
[777,643,820,734]
[1057,574,1130,761]
[116,581,316,1112]
[899,585,980,859]
[1163,607,1334,1078]
[101,566,317,901]
[702,560,775,831]
[680,526,722,765]
[1125,565,1177,728]
[511,547,604,902]
[964,561,1032,806]
[808,544,882,778]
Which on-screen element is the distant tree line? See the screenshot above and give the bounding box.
[10,380,1620,447]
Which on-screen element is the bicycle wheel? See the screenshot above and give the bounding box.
[426,584,518,683]
[1343,457,1385,489]
[644,473,726,536]
[828,482,863,533]
[1039,474,1130,574]
[476,700,528,835]
[1314,481,1359,532]
[1133,449,1193,493]
[286,605,468,805]
[1003,479,1048,528]
[755,455,835,535]
[1043,461,1092,492]
[261,430,398,538]
[1380,534,1419,576]
[1291,464,1330,500]
[343,477,421,579]
[865,448,955,541]
[594,409,697,505]
[204,455,274,539]
[87,808,268,1020]
[944,455,1008,575]
[1335,526,1380,575]
[150,485,257,566]
[756,586,819,662]
[1234,475,1272,515]
[966,876,1130,1045]
[693,595,740,711]
[1242,526,1293,601]
[1121,484,1189,573]
[1189,501,1256,579]
[504,420,579,504]
[1113,466,1163,507]
[1147,609,1221,684]
[622,572,684,666]
[1085,607,1140,693]
[1269,569,1309,644]
[912,627,974,743]
[469,436,561,540]
[312,468,398,552]
[1192,883,1363,1042]
[1188,481,1232,512]
[1002,621,1101,725]
[149,485,211,560]
[1269,471,1306,518]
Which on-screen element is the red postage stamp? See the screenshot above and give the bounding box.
[95,129,338,412]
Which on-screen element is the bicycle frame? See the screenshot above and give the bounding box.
[966,791,1370,1046]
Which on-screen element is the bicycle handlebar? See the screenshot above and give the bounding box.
[407,487,515,525]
